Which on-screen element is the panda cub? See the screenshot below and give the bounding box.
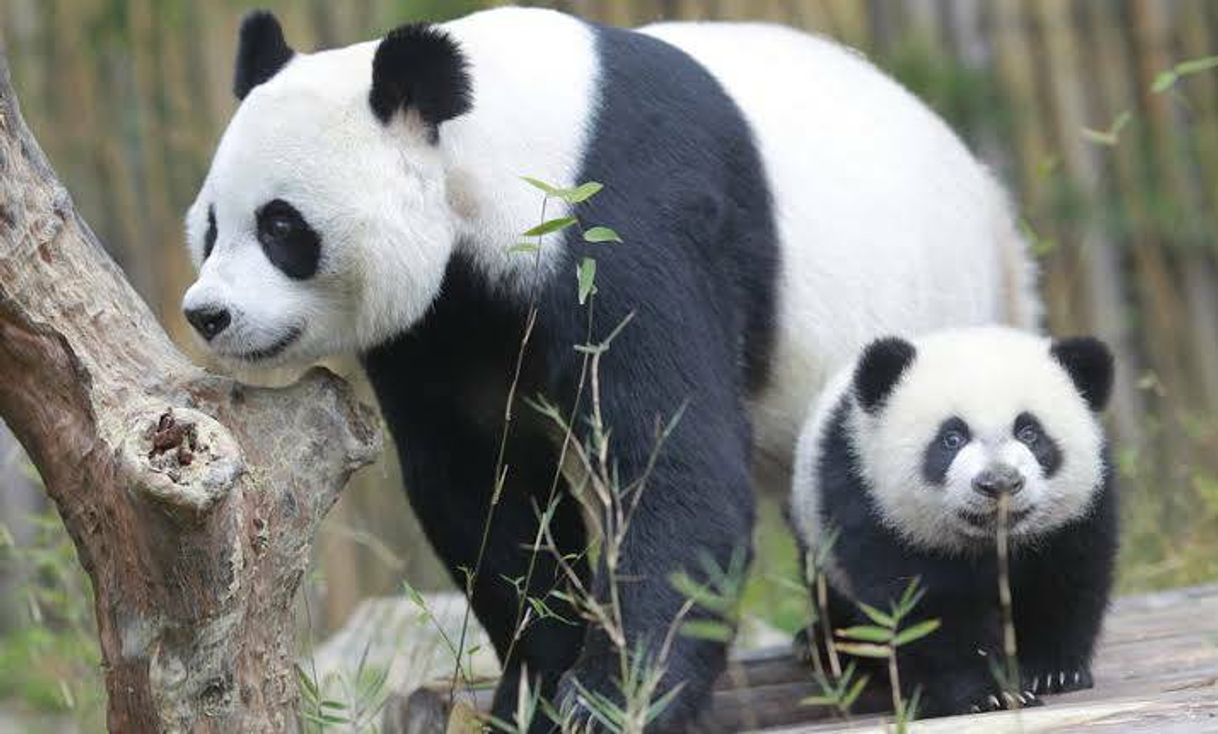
[789,326,1117,717]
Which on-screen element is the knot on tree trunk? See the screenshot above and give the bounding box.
[121,405,244,522]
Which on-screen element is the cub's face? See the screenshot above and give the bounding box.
[850,328,1113,554]
[182,14,470,366]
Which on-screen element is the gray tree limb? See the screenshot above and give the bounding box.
[0,51,381,732]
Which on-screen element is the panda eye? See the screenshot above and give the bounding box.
[942,430,967,450]
[261,214,294,241]
[1017,424,1040,445]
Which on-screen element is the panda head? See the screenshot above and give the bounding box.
[181,11,472,365]
[849,326,1113,554]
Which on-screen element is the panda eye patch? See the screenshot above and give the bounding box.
[203,205,217,260]
[922,416,970,485]
[1014,412,1062,477]
[255,198,321,280]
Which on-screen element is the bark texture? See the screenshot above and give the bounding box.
[0,53,380,732]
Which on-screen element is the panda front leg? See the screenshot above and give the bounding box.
[389,398,589,729]
[554,375,756,730]
[888,601,1027,717]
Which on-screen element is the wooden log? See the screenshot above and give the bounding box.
[385,585,1218,733]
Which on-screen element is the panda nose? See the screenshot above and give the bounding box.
[973,465,1025,498]
[184,306,231,341]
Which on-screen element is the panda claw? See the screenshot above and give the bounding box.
[987,694,1001,710]
[1058,671,1066,689]
[1073,671,1081,686]
[970,705,982,714]
[1030,676,1039,693]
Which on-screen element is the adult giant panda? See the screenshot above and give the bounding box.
[181,7,1039,728]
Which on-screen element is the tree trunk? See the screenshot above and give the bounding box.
[0,51,381,734]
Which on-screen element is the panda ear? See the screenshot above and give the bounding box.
[1051,336,1114,412]
[234,10,294,100]
[369,23,472,137]
[854,337,916,415]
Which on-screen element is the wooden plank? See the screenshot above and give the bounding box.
[383,585,1218,732]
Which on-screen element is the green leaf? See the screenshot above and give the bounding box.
[521,176,560,195]
[841,673,871,708]
[507,242,540,254]
[319,699,348,710]
[523,216,578,237]
[558,181,604,204]
[583,226,622,243]
[836,642,891,659]
[577,257,597,305]
[1176,55,1218,76]
[295,664,319,702]
[893,619,941,647]
[669,571,734,615]
[1151,70,1178,93]
[836,625,893,643]
[800,695,840,706]
[679,619,734,642]
[857,602,895,628]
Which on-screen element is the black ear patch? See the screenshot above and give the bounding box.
[234,10,294,100]
[1051,336,1114,413]
[854,337,916,415]
[369,23,472,136]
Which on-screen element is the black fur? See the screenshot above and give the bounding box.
[804,399,1117,717]
[362,22,776,730]
[203,205,217,260]
[233,10,294,100]
[921,416,970,485]
[854,337,916,414]
[255,199,321,280]
[369,24,472,137]
[1014,412,1062,478]
[1051,337,1114,413]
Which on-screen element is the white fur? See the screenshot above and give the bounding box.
[793,326,1105,558]
[641,22,1038,477]
[184,8,595,362]
[184,9,1040,482]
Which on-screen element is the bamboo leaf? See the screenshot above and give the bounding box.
[507,242,539,254]
[1176,55,1218,76]
[679,619,734,642]
[558,181,604,204]
[893,619,941,647]
[836,625,893,643]
[800,695,839,706]
[521,176,560,195]
[836,642,891,659]
[583,226,622,243]
[1151,70,1178,93]
[576,257,597,305]
[841,673,871,708]
[523,216,578,237]
[856,602,895,628]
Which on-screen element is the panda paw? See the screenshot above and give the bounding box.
[964,688,1043,714]
[1023,667,1094,695]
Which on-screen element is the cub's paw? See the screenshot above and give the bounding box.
[1024,667,1094,695]
[963,689,1043,715]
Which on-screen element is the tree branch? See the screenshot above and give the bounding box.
[0,51,381,732]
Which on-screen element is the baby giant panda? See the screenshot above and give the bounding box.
[789,326,1117,717]
[182,7,1039,727]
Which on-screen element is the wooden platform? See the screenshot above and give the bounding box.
[384,584,1218,733]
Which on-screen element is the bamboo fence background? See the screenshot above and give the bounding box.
[1,0,1217,633]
